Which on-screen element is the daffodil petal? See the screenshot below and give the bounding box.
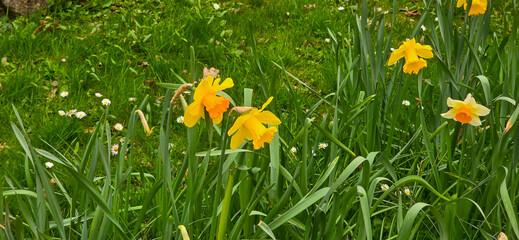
[415,44,433,59]
[184,100,204,127]
[228,115,248,136]
[474,104,490,116]
[446,97,464,108]
[216,78,234,91]
[256,111,282,125]
[388,48,406,66]
[194,76,213,100]
[260,97,274,111]
[213,114,223,124]
[468,115,482,126]
[441,109,456,119]
[457,0,466,8]
[464,93,473,103]
[230,127,247,150]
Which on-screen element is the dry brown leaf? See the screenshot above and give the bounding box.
[404,10,420,16]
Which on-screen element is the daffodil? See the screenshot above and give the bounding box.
[457,0,487,16]
[388,38,433,74]
[441,93,490,126]
[227,97,281,150]
[184,76,234,127]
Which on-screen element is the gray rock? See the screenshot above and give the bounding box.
[1,0,46,16]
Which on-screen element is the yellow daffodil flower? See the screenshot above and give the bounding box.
[457,0,487,16]
[228,97,281,150]
[184,75,234,127]
[388,38,433,74]
[441,93,490,126]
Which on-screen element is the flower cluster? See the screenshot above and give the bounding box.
[182,76,281,150]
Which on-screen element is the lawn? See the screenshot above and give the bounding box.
[1,0,518,239]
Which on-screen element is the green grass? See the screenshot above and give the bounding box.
[1,0,519,239]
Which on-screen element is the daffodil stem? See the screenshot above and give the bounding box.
[217,169,234,240]
[210,115,230,240]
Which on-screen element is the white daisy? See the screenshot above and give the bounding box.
[381,184,390,191]
[324,38,330,43]
[95,93,103,97]
[102,98,111,106]
[75,111,87,119]
[434,17,438,22]
[45,162,54,169]
[404,187,411,196]
[290,147,297,153]
[402,100,411,106]
[129,97,136,102]
[213,3,220,10]
[338,6,345,11]
[318,143,328,149]
[390,47,395,52]
[67,109,77,117]
[176,116,185,124]
[114,123,124,131]
[111,144,119,155]
[58,110,66,116]
[421,25,426,31]
[60,91,69,97]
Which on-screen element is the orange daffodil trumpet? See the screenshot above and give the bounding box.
[183,75,234,127]
[228,97,281,150]
[388,38,433,74]
[441,93,490,126]
[457,0,487,16]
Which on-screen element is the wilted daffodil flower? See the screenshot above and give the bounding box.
[184,75,234,127]
[441,93,490,126]
[457,0,487,16]
[228,97,281,150]
[388,38,433,74]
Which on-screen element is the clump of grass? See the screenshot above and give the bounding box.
[2,0,519,239]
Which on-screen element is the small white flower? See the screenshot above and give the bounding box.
[75,111,87,119]
[114,123,124,131]
[67,109,77,117]
[324,38,331,43]
[390,47,395,52]
[95,93,103,97]
[45,162,54,169]
[381,184,390,191]
[176,116,185,124]
[337,6,345,11]
[434,17,438,22]
[318,143,328,149]
[404,187,411,196]
[102,98,111,106]
[213,3,220,10]
[111,144,119,155]
[421,25,426,31]
[290,147,297,153]
[129,97,136,102]
[312,150,316,156]
[402,100,410,106]
[58,110,66,116]
[61,58,66,62]
[377,7,382,12]
[60,91,69,97]
[410,19,415,22]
